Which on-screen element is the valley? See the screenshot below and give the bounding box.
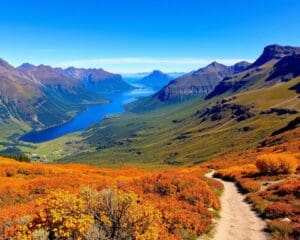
[1,2,300,240]
[20,45,298,168]
[0,44,299,240]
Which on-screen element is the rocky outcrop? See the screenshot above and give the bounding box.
[207,45,300,100]
[266,54,300,81]
[249,45,300,68]
[196,103,255,122]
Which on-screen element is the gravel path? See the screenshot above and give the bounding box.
[205,171,269,240]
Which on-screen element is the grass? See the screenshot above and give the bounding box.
[3,70,299,169]
[51,76,299,168]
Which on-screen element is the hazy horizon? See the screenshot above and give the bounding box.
[1,0,299,72]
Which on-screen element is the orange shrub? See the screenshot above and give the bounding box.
[268,220,294,239]
[213,164,258,180]
[267,178,300,196]
[122,172,220,238]
[237,178,261,193]
[256,154,298,175]
[265,202,294,219]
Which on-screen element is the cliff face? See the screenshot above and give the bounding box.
[249,44,300,68]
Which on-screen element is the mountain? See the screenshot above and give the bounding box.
[0,59,133,129]
[137,70,173,90]
[266,54,300,81]
[51,44,299,168]
[155,61,250,101]
[0,59,44,124]
[64,67,133,93]
[18,64,80,92]
[206,45,300,99]
[249,44,300,68]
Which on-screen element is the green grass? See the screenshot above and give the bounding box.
[4,72,299,169]
[54,76,300,168]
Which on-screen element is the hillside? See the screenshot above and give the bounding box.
[37,44,299,167]
[154,61,250,101]
[0,157,222,239]
[1,123,299,239]
[0,59,133,152]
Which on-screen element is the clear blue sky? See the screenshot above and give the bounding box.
[0,0,299,73]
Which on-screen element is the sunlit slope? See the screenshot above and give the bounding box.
[57,75,299,167]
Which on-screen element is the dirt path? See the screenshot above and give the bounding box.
[205,171,268,240]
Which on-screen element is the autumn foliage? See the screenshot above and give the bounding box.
[256,154,298,175]
[211,150,299,240]
[0,157,220,240]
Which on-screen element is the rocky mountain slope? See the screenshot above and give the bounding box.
[207,45,300,99]
[0,59,132,128]
[155,61,250,101]
[50,44,299,167]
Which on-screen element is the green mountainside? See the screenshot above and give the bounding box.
[1,44,299,167]
[51,45,300,167]
[0,60,133,151]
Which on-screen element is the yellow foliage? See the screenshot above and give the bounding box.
[32,190,93,239]
[256,153,298,174]
[82,187,162,240]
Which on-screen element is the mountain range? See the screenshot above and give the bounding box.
[155,61,251,101]
[0,60,132,128]
[0,44,299,166]
[55,44,300,167]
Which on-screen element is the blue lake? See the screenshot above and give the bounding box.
[20,83,154,143]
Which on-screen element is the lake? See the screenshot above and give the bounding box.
[20,83,154,143]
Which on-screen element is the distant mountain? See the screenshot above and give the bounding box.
[18,64,79,92]
[137,70,173,90]
[166,72,186,78]
[206,44,300,99]
[155,61,250,101]
[0,59,133,127]
[64,67,133,93]
[70,44,300,167]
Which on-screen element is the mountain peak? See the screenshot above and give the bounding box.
[193,61,227,75]
[17,63,36,70]
[250,44,300,68]
[138,70,172,90]
[209,61,222,67]
[150,70,164,75]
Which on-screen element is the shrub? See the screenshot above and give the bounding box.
[81,187,162,240]
[256,154,298,175]
[237,178,261,193]
[265,202,293,219]
[268,220,294,239]
[214,164,257,180]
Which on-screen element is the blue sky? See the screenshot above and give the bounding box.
[0,0,299,73]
